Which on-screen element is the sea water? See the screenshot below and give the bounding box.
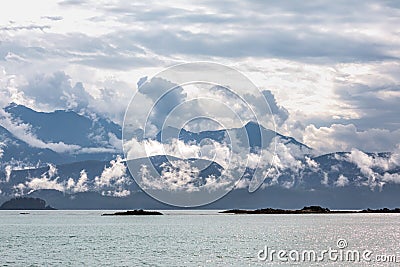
[0,210,399,266]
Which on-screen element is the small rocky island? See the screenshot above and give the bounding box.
[102,209,163,216]
[220,206,400,214]
[360,208,400,213]
[0,197,56,210]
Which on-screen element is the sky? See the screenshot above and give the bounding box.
[0,0,399,154]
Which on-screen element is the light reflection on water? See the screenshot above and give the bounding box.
[0,210,399,266]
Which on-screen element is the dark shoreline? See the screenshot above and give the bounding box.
[0,197,56,210]
[220,206,400,214]
[101,209,163,216]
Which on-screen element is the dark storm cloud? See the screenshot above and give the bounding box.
[138,77,187,129]
[0,0,387,70]
[108,29,395,63]
[21,71,92,111]
[0,31,161,69]
[262,90,289,125]
[80,0,400,63]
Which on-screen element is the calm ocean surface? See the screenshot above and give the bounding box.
[0,210,399,266]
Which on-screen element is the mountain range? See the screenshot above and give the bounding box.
[0,103,399,209]
[0,103,121,167]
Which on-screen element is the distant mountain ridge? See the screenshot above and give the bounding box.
[0,149,398,209]
[5,103,121,147]
[0,103,123,167]
[1,104,311,169]
[0,124,67,167]
[155,121,311,152]
[0,103,399,209]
